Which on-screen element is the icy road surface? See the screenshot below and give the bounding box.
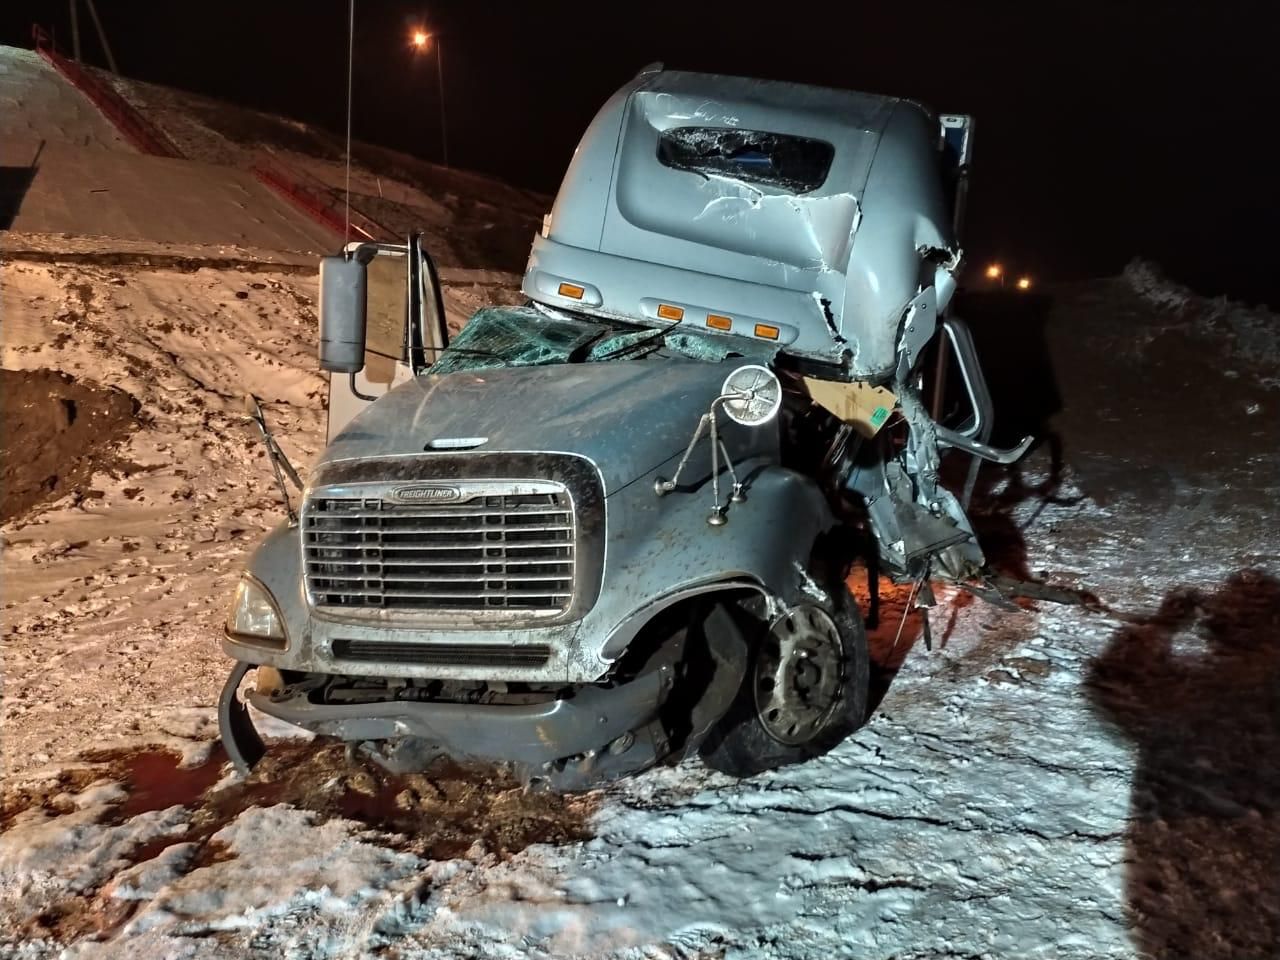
[2,252,1278,959]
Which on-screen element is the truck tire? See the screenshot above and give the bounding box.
[699,567,869,778]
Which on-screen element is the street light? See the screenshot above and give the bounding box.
[1016,276,1032,291]
[409,28,448,167]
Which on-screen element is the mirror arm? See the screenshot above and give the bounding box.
[348,242,378,265]
[348,371,378,402]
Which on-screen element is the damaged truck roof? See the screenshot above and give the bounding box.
[522,66,966,380]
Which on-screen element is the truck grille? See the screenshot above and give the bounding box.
[303,483,575,619]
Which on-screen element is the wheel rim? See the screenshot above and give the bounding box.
[753,604,845,745]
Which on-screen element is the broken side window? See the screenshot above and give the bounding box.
[657,127,835,194]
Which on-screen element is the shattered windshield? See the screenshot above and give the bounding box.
[430,305,772,375]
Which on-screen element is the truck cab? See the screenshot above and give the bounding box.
[219,67,1026,789]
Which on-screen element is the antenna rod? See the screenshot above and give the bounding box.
[68,0,81,62]
[83,0,117,73]
[343,0,355,246]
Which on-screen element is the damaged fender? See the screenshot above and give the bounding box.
[599,454,838,662]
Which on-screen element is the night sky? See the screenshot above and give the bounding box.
[3,1,1274,305]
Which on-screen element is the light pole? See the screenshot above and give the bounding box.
[410,29,448,168]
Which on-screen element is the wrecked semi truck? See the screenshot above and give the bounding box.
[219,67,1030,788]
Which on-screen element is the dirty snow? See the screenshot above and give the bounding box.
[109,806,425,944]
[2,799,192,915]
[1,253,326,772]
[5,239,1277,958]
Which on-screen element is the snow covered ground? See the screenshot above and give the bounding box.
[3,43,1279,960]
[4,249,1276,960]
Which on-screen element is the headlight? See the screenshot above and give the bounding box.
[226,576,286,647]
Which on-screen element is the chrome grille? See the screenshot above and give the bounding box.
[303,481,575,619]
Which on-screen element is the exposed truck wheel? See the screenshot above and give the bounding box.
[699,568,869,777]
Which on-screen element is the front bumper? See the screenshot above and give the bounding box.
[220,659,677,789]
[248,668,667,766]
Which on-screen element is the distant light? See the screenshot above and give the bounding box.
[1016,276,1032,290]
[411,30,429,49]
[985,263,1003,279]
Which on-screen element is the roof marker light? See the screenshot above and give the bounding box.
[558,282,585,299]
[657,303,684,322]
[754,323,780,340]
[706,313,732,331]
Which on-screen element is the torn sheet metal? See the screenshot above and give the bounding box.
[896,285,938,377]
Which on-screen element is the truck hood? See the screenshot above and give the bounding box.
[320,360,737,494]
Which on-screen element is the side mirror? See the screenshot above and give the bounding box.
[318,255,368,373]
[720,364,782,427]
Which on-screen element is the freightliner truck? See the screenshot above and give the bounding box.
[220,66,1030,789]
